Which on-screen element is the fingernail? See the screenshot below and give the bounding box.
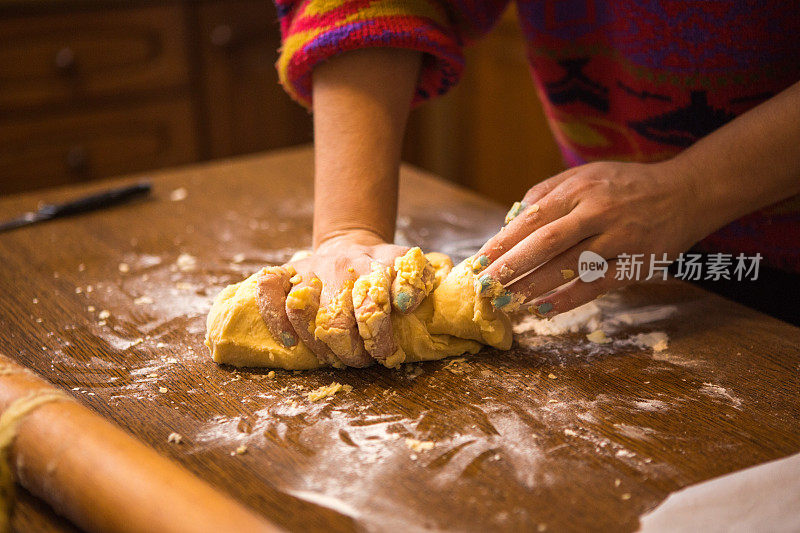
[280,331,297,348]
[504,201,527,225]
[471,254,490,273]
[492,292,514,308]
[537,302,554,315]
[478,274,493,293]
[492,290,524,311]
[394,290,412,312]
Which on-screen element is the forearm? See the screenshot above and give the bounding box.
[312,48,422,248]
[667,80,800,238]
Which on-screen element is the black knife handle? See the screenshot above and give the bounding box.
[38,181,152,219]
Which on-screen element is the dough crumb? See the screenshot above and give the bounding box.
[232,253,246,264]
[232,444,248,455]
[537,524,548,532]
[147,373,158,378]
[307,382,353,402]
[130,338,144,347]
[170,187,188,201]
[586,329,612,344]
[404,364,423,380]
[118,262,130,273]
[87,305,95,312]
[267,370,276,379]
[561,269,575,279]
[443,357,468,374]
[176,253,197,272]
[405,438,435,452]
[548,373,557,379]
[621,493,631,500]
[629,331,668,352]
[78,263,86,272]
[98,310,111,320]
[614,478,621,487]
[167,432,183,444]
[134,295,154,305]
[158,386,168,393]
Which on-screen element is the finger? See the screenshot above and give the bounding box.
[503,236,609,313]
[353,263,400,365]
[255,266,298,348]
[472,188,574,275]
[371,245,410,267]
[285,273,342,367]
[520,166,581,207]
[529,258,625,318]
[478,208,598,309]
[316,271,373,368]
[391,247,435,314]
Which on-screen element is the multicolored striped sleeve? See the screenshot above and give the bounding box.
[274,0,509,108]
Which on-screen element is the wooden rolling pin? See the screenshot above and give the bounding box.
[0,354,280,533]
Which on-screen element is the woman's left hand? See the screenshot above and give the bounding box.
[473,159,712,317]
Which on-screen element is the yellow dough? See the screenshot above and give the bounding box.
[205,253,512,369]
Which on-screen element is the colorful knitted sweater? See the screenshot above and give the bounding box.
[274,0,800,272]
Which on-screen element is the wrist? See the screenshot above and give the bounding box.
[657,154,735,242]
[314,228,389,250]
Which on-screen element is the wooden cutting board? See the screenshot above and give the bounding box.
[1,146,798,532]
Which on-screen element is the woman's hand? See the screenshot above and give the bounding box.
[255,231,432,367]
[473,160,712,317]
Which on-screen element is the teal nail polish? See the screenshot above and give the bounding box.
[280,331,297,348]
[478,274,496,293]
[537,302,554,315]
[395,290,411,312]
[492,293,513,308]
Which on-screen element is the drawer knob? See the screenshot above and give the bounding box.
[54,47,76,73]
[66,146,89,173]
[210,24,233,48]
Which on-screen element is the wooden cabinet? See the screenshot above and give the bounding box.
[0,98,198,193]
[0,1,311,195]
[0,5,191,111]
[196,0,312,158]
[0,1,555,206]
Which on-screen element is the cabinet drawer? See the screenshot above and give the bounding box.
[197,0,312,157]
[0,5,191,110]
[0,99,199,194]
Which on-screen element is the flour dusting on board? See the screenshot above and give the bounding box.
[513,296,675,355]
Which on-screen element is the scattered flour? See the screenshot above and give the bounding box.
[170,187,188,201]
[700,383,743,408]
[514,298,671,353]
[175,253,198,272]
[514,301,602,336]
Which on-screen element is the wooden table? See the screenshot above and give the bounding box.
[1,146,798,532]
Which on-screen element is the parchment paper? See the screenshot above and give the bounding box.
[639,451,800,532]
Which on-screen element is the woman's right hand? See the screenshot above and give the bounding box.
[255,231,433,367]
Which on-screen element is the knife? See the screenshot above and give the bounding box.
[0,181,152,233]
